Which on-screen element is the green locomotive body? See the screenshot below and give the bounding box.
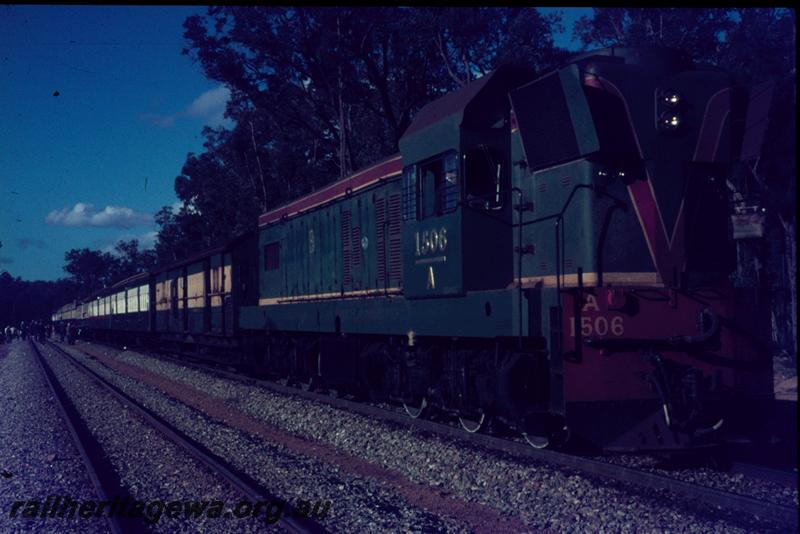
[55,47,775,452]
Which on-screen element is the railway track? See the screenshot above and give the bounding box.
[729,461,798,489]
[34,340,328,534]
[193,362,800,530]
[30,340,137,534]
[60,339,798,531]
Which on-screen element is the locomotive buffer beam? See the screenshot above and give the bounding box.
[585,307,721,355]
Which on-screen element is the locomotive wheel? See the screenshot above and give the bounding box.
[522,432,550,449]
[300,350,321,392]
[403,397,428,419]
[300,376,319,392]
[522,424,570,449]
[458,411,489,433]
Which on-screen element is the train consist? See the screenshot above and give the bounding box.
[54,47,775,452]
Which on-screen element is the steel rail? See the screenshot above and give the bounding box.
[67,339,798,530]
[43,341,328,534]
[29,340,132,534]
[253,373,800,529]
[729,462,798,488]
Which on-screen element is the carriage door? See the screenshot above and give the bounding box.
[170,274,179,331]
[223,253,233,336]
[181,267,188,332]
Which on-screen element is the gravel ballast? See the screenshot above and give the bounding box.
[68,341,795,533]
[38,342,273,533]
[0,341,107,534]
[58,343,476,533]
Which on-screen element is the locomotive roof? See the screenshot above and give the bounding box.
[400,73,495,140]
[257,154,402,227]
[571,46,693,73]
[398,64,533,164]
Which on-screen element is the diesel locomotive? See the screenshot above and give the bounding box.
[53,47,775,452]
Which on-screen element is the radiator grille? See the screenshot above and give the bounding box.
[375,197,386,283]
[388,194,403,286]
[341,210,352,289]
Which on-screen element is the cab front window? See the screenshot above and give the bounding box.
[464,145,504,210]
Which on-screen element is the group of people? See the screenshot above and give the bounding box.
[2,320,53,344]
[54,321,77,344]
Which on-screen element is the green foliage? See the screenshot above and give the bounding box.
[572,8,733,58]
[151,7,566,265]
[62,240,157,297]
[113,239,157,280]
[572,8,795,82]
[0,271,78,326]
[63,248,118,295]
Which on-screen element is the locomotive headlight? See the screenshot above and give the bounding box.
[660,90,682,107]
[659,111,682,131]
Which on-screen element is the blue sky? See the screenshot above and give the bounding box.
[0,6,591,281]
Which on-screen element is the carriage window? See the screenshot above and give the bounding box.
[464,145,504,210]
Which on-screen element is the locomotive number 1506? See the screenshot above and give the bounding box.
[414,227,448,256]
[568,315,625,337]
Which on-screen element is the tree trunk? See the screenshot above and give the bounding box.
[248,120,268,212]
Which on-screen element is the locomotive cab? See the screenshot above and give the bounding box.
[399,65,532,298]
[507,47,774,450]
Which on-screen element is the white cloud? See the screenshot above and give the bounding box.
[170,199,201,215]
[143,85,232,129]
[185,86,231,127]
[137,230,158,249]
[46,203,152,229]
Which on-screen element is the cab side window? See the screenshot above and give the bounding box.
[403,151,459,220]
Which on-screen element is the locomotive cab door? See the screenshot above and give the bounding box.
[460,143,514,291]
[402,150,463,299]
